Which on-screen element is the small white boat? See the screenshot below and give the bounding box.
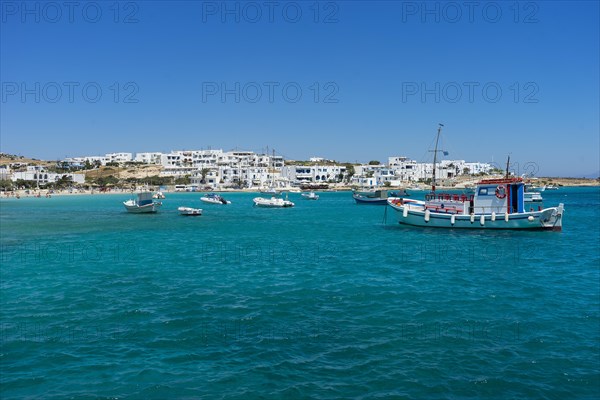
[253,196,294,208]
[301,191,319,200]
[123,192,162,213]
[178,206,202,216]
[200,193,231,205]
[260,188,280,196]
[153,191,166,199]
[525,184,546,192]
[545,184,559,190]
[524,192,543,203]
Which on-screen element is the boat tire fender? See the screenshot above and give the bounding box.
[495,185,507,199]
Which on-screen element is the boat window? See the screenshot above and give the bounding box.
[478,187,489,195]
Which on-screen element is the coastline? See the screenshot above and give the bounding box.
[1,179,597,200]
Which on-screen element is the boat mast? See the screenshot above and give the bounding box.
[505,155,510,179]
[431,123,443,192]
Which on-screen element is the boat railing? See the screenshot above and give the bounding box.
[425,193,474,202]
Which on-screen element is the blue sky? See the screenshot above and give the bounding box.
[1,1,598,177]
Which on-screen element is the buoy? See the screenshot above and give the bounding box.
[424,210,430,222]
[505,213,509,222]
[480,215,485,226]
[403,207,408,218]
[470,214,475,223]
[491,212,496,221]
[450,214,455,225]
[528,215,534,221]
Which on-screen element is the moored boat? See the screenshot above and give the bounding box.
[123,192,162,213]
[200,193,231,204]
[301,191,319,200]
[253,196,294,208]
[524,191,543,203]
[353,189,407,205]
[178,206,202,216]
[387,177,563,230]
[386,124,564,230]
[259,188,280,196]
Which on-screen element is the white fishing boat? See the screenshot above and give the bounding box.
[200,193,231,205]
[123,192,162,213]
[386,125,564,230]
[178,206,202,216]
[388,177,564,230]
[253,196,294,208]
[301,191,319,200]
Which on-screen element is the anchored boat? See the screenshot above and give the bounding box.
[386,124,564,230]
[178,206,202,216]
[123,192,162,213]
[353,189,409,205]
[253,196,294,208]
[200,193,231,205]
[301,191,319,200]
[387,177,564,230]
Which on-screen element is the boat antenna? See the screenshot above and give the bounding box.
[505,155,510,179]
[431,123,444,192]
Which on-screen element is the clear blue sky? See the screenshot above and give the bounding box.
[1,1,598,177]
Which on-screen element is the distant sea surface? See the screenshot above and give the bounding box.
[1,188,599,399]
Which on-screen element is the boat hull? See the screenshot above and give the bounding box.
[200,197,231,205]
[123,202,161,213]
[253,197,294,208]
[178,207,202,216]
[387,199,564,230]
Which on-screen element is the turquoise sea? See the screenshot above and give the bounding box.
[1,188,599,399]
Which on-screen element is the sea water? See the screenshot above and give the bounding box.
[1,188,599,399]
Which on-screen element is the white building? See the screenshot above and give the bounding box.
[282,165,346,184]
[134,152,163,164]
[105,152,133,163]
[11,166,85,185]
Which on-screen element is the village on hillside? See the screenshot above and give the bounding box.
[0,151,596,194]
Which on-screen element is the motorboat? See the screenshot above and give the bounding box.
[353,189,407,205]
[178,206,202,216]
[200,193,231,204]
[524,191,543,203]
[259,187,280,196]
[301,191,319,200]
[253,196,294,208]
[123,192,162,213]
[153,191,166,199]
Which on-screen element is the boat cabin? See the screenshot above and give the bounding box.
[473,178,524,214]
[423,178,525,215]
